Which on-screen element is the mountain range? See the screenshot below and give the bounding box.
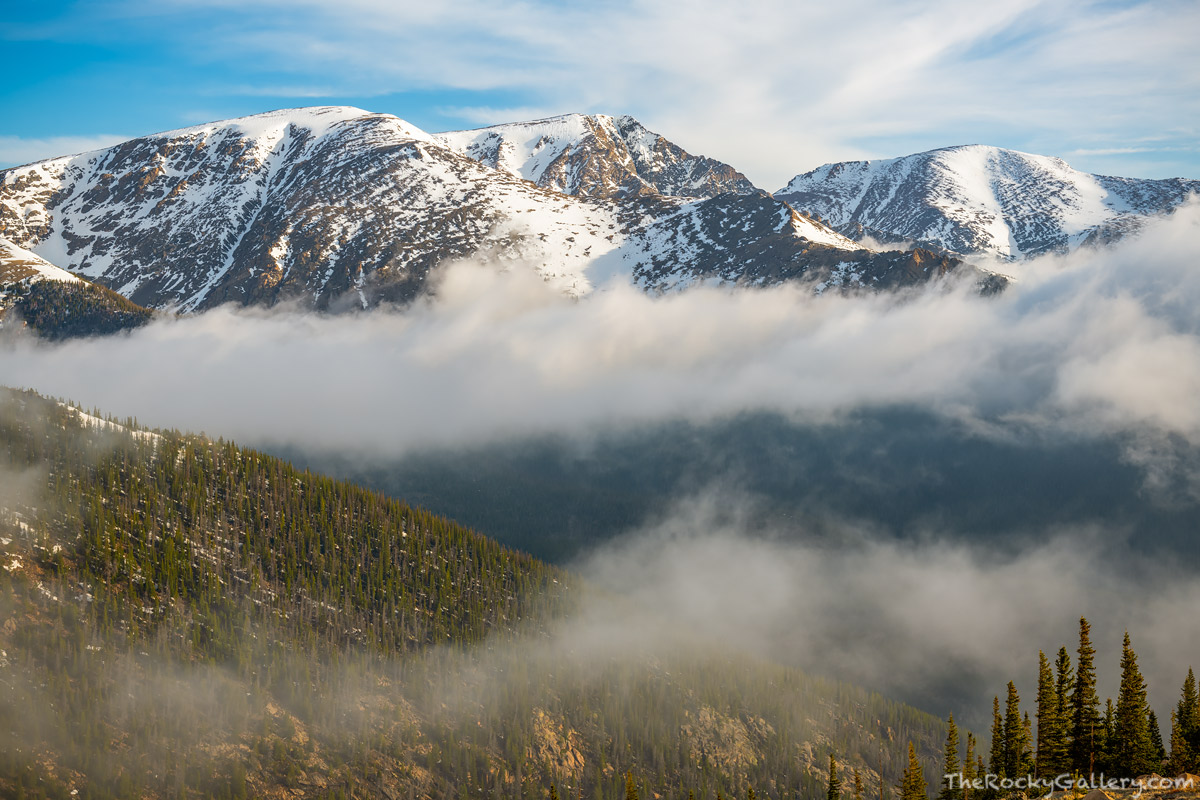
[0,107,1193,315]
[0,107,965,312]
[776,144,1200,259]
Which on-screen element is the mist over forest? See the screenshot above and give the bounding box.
[4,203,1200,744]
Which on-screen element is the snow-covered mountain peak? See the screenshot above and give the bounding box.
[0,106,992,313]
[436,113,760,200]
[777,145,1200,258]
[147,106,382,141]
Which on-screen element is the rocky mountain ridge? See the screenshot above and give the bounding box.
[0,106,978,312]
[776,144,1200,259]
[435,112,760,200]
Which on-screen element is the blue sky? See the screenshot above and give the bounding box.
[2,0,1196,189]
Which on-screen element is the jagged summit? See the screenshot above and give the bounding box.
[776,145,1200,259]
[436,113,760,200]
[0,106,983,312]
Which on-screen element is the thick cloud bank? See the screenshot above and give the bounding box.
[568,494,1200,730]
[3,204,1200,731]
[3,202,1200,462]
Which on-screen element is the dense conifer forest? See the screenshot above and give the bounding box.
[3,279,153,340]
[0,388,945,799]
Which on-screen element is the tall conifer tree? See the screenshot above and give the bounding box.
[853,768,865,800]
[1114,632,1155,776]
[1101,698,1116,774]
[1023,713,1036,776]
[1038,649,1071,777]
[990,697,1005,777]
[963,732,977,800]
[1037,651,1056,778]
[1149,710,1166,765]
[939,716,960,800]
[902,742,927,800]
[1004,682,1031,777]
[1175,668,1200,772]
[829,754,843,800]
[1070,618,1101,774]
[1170,710,1194,774]
[1050,647,1074,776]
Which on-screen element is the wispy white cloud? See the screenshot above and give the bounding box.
[436,105,570,127]
[0,134,131,168]
[130,0,1200,186]
[1070,147,1157,156]
[224,84,340,98]
[4,201,1200,464]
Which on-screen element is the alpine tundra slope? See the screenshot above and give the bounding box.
[776,144,1200,259]
[0,106,971,311]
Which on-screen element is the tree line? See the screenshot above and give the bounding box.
[880,617,1200,800]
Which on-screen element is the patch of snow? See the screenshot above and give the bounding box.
[64,405,163,445]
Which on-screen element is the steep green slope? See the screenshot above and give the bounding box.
[0,388,945,799]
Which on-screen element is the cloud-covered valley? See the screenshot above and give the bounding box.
[3,201,1200,459]
[3,201,1200,736]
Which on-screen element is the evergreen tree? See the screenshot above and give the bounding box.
[1149,710,1166,766]
[1050,647,1074,776]
[853,768,865,800]
[1037,651,1055,778]
[1023,713,1036,776]
[1038,650,1070,778]
[1113,632,1155,776]
[626,771,639,800]
[1070,617,1102,775]
[1170,710,1194,775]
[550,786,559,800]
[901,742,927,800]
[1055,648,1075,718]
[1101,698,1116,774]
[829,754,843,800]
[939,716,960,800]
[989,697,1005,777]
[1174,668,1200,773]
[963,732,977,800]
[1003,682,1032,778]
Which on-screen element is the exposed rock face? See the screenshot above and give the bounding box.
[0,107,982,312]
[435,113,760,200]
[776,144,1200,259]
[1,107,587,311]
[626,193,973,293]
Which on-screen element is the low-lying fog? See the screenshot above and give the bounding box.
[4,201,1199,731]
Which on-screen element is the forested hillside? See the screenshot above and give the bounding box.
[0,388,945,799]
[3,279,153,340]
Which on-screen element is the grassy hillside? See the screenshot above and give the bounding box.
[0,388,945,799]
